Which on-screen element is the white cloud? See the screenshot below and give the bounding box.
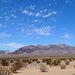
[21,26,52,36]
[11,14,17,18]
[0,32,11,39]
[44,9,47,12]
[22,7,57,18]
[35,13,41,17]
[4,42,25,48]
[26,5,35,10]
[5,16,10,21]
[21,28,24,32]
[4,25,6,27]
[22,10,34,16]
[32,26,51,36]
[43,12,52,18]
[63,34,73,39]
[22,10,28,14]
[0,16,2,19]
[51,18,55,20]
[16,28,19,30]
[54,20,56,22]
[53,11,57,14]
[2,0,7,2]
[33,20,38,22]
[65,0,68,3]
[53,26,55,28]
[28,12,34,16]
[0,24,2,27]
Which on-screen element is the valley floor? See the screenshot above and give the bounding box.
[13,61,75,75]
[13,68,75,75]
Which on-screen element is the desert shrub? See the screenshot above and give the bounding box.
[30,59,38,62]
[22,59,32,64]
[72,74,75,75]
[1,60,9,66]
[74,65,75,69]
[37,61,40,63]
[27,60,32,64]
[65,61,70,65]
[10,60,14,63]
[11,61,24,73]
[53,59,61,66]
[42,59,51,63]
[50,60,54,67]
[42,59,51,65]
[22,59,30,63]
[0,66,13,75]
[60,58,67,61]
[60,64,66,69]
[40,64,48,72]
[69,58,73,61]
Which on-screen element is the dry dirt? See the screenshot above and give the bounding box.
[13,61,75,75]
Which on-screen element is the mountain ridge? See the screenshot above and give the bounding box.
[10,44,75,56]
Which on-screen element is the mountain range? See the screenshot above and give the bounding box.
[9,44,75,56]
[0,44,75,56]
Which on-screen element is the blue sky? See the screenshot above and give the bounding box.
[0,0,75,51]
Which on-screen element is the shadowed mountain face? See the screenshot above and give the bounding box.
[11,44,75,56]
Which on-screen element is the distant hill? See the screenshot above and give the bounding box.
[0,50,7,54]
[10,44,75,56]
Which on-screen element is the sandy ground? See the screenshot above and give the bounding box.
[13,61,75,75]
[13,68,75,75]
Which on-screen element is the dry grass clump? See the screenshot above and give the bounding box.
[60,64,66,69]
[40,64,48,72]
[0,66,13,75]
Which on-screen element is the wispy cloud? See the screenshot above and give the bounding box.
[63,34,73,39]
[0,32,11,39]
[33,20,38,22]
[32,26,51,36]
[4,42,25,48]
[0,24,2,27]
[26,5,35,10]
[21,26,52,36]
[42,12,52,18]
[35,13,41,17]
[22,10,34,16]
[53,11,57,14]
[22,6,57,18]
[5,16,10,21]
